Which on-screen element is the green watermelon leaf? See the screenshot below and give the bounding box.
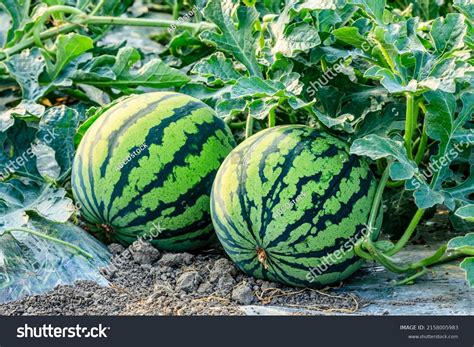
[192,52,242,85]
[271,21,321,58]
[0,180,74,229]
[459,257,474,287]
[455,205,474,222]
[348,0,385,24]
[0,117,39,180]
[231,76,287,98]
[332,27,369,49]
[3,48,48,100]
[454,0,474,20]
[75,56,190,90]
[430,13,467,56]
[37,106,81,180]
[216,98,247,119]
[408,91,474,210]
[350,134,418,180]
[44,34,94,82]
[32,142,61,181]
[0,0,30,42]
[448,233,474,256]
[200,0,262,77]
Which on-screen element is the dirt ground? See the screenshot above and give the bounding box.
[0,212,470,316]
[0,242,360,316]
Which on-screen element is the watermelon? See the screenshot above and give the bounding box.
[210,125,377,287]
[72,92,236,251]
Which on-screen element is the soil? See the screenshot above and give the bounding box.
[1,212,467,316]
[0,242,360,316]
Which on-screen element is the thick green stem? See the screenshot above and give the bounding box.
[172,1,181,20]
[386,208,425,256]
[228,121,246,129]
[367,164,391,239]
[414,103,428,164]
[268,109,276,128]
[90,0,106,16]
[33,6,85,49]
[404,93,416,160]
[408,244,447,269]
[246,116,254,139]
[0,23,78,60]
[396,268,428,285]
[354,241,374,260]
[386,179,404,188]
[0,16,215,61]
[83,16,215,31]
[3,228,93,259]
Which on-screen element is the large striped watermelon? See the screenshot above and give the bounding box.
[72,92,236,251]
[210,125,377,287]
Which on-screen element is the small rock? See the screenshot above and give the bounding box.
[215,274,236,292]
[176,271,201,293]
[209,258,238,282]
[108,243,125,255]
[129,241,161,265]
[197,282,213,294]
[231,283,255,305]
[158,253,194,267]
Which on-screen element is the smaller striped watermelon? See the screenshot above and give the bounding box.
[72,92,236,251]
[210,125,377,287]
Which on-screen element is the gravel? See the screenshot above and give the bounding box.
[0,243,361,316]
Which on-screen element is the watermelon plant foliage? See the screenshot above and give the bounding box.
[0,0,473,288]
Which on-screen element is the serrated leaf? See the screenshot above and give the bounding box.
[430,13,467,56]
[111,46,141,77]
[0,100,44,132]
[384,17,425,54]
[3,48,47,100]
[349,0,385,24]
[454,0,474,20]
[424,91,473,192]
[411,181,445,209]
[350,134,418,180]
[216,98,246,118]
[32,143,61,181]
[448,233,474,258]
[200,0,261,77]
[44,33,94,81]
[248,98,279,120]
[231,76,286,98]
[192,52,241,85]
[332,27,368,49]
[365,66,417,94]
[294,0,341,11]
[0,180,74,229]
[0,0,30,42]
[76,56,190,90]
[0,118,39,179]
[272,22,321,58]
[37,106,80,178]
